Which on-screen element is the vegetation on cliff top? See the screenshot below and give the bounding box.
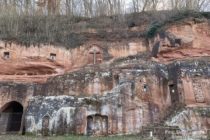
[0,0,210,48]
[146,10,210,38]
[0,11,209,49]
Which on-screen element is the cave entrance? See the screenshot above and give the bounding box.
[50,53,56,61]
[169,84,178,104]
[86,114,108,136]
[42,115,50,136]
[175,38,182,47]
[0,101,23,134]
[114,75,119,85]
[3,52,10,59]
[87,116,94,135]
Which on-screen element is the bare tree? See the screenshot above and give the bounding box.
[0,0,209,17]
[169,0,210,11]
[83,0,93,17]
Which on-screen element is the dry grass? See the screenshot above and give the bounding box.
[0,10,197,48]
[0,10,209,48]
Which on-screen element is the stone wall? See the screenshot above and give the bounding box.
[0,56,210,136]
[24,62,172,135]
[0,83,33,109]
[0,82,34,134]
[25,82,150,135]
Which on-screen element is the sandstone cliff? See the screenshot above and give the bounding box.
[0,12,210,139]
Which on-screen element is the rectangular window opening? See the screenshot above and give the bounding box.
[175,39,182,46]
[50,53,56,60]
[4,52,10,59]
[114,75,119,85]
[169,84,178,103]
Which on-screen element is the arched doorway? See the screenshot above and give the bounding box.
[86,114,108,136]
[42,115,50,136]
[86,116,94,135]
[0,101,23,133]
[88,45,103,65]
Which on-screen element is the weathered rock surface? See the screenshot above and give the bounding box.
[0,40,146,83]
[150,19,210,63]
[0,18,210,139]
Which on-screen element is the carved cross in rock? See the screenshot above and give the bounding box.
[93,49,97,64]
[89,49,100,64]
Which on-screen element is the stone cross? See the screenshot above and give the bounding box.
[90,49,100,64]
[93,49,97,64]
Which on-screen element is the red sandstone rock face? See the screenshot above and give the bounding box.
[1,19,210,137]
[150,20,210,63]
[157,47,210,62]
[0,40,146,83]
[0,57,65,83]
[2,20,210,83]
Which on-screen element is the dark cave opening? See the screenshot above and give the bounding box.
[0,101,23,133]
